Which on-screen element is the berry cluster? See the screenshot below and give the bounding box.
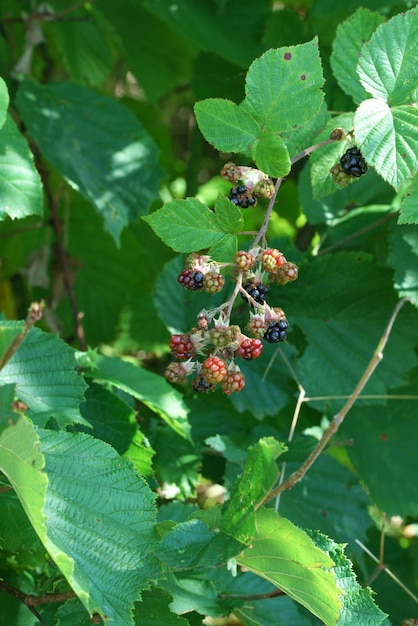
[331,145,368,186]
[167,237,298,393]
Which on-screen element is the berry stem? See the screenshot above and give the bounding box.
[260,297,411,506]
[224,272,243,322]
[252,177,284,247]
[290,138,336,165]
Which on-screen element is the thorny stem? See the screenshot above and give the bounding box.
[0,302,43,371]
[260,297,411,506]
[224,272,243,323]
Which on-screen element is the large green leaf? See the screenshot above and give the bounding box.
[0,114,43,220]
[0,325,88,428]
[330,8,385,104]
[341,394,418,517]
[276,253,418,411]
[16,80,164,244]
[1,423,159,626]
[251,132,291,178]
[245,39,324,133]
[94,1,195,102]
[134,588,191,626]
[236,509,340,626]
[356,8,418,105]
[144,0,267,69]
[354,99,418,191]
[78,350,191,441]
[0,75,8,129]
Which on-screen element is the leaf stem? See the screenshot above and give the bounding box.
[260,298,410,505]
[0,302,44,371]
[218,588,285,601]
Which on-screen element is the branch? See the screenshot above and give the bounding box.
[0,302,43,371]
[218,588,285,601]
[260,297,411,506]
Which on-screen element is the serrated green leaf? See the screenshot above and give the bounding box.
[276,253,418,412]
[308,531,387,626]
[281,101,330,160]
[0,319,24,361]
[143,198,228,252]
[16,80,164,245]
[252,133,291,178]
[398,177,418,224]
[38,429,158,625]
[330,8,385,104]
[245,40,324,133]
[0,76,8,129]
[354,99,418,191]
[237,509,340,626]
[194,99,258,153]
[357,8,418,105]
[0,114,43,221]
[134,587,191,626]
[1,326,88,428]
[0,383,16,429]
[390,224,418,304]
[79,382,155,477]
[342,394,418,517]
[79,352,191,441]
[222,437,287,541]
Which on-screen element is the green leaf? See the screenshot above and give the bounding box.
[56,598,94,626]
[236,509,340,626]
[156,518,243,569]
[93,2,195,102]
[0,319,24,360]
[222,437,287,541]
[390,224,418,304]
[79,351,191,441]
[398,177,418,224]
[194,99,258,153]
[134,587,191,626]
[16,80,164,245]
[144,0,267,70]
[0,384,16,429]
[0,75,8,129]
[357,8,418,105]
[38,429,158,625]
[343,394,418,518]
[245,40,324,133]
[79,382,155,477]
[277,253,418,412]
[280,101,330,160]
[251,133,291,178]
[213,193,244,235]
[308,531,387,626]
[161,572,221,617]
[48,20,112,86]
[235,595,315,626]
[279,453,372,548]
[0,326,88,428]
[330,8,385,104]
[0,114,43,220]
[354,99,418,191]
[309,112,354,200]
[143,197,228,252]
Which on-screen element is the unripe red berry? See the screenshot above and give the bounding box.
[169,334,195,360]
[245,315,268,339]
[201,356,227,384]
[261,248,286,272]
[238,338,263,360]
[164,362,188,384]
[222,370,245,394]
[234,250,256,271]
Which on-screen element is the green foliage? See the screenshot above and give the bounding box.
[0,2,417,625]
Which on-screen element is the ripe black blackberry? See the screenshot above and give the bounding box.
[178,269,204,290]
[229,185,257,209]
[340,147,367,178]
[241,281,269,306]
[264,319,288,343]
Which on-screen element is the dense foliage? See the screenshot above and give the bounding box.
[0,1,418,625]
